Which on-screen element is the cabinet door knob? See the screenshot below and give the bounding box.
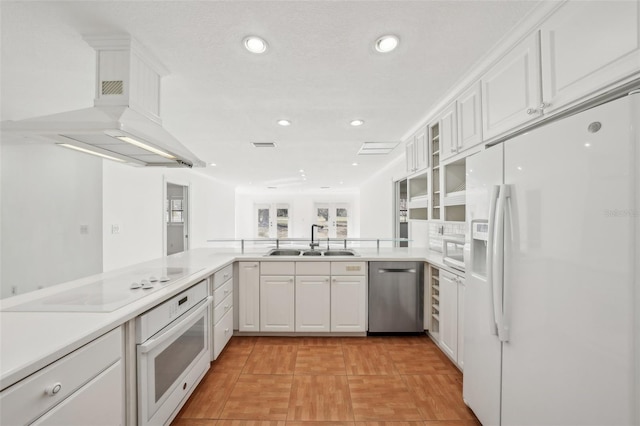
[526,103,550,115]
[45,383,62,396]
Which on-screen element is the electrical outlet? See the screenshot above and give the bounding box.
[11,286,17,295]
[80,225,89,234]
[111,224,120,234]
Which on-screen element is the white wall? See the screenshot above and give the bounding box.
[1,142,103,297]
[234,189,360,240]
[102,161,236,272]
[359,155,406,239]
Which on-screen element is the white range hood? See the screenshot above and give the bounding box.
[2,34,205,168]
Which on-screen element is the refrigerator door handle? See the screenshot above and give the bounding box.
[493,184,510,342]
[486,185,500,336]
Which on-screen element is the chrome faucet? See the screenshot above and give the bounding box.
[310,224,324,249]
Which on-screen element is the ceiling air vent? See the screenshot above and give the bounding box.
[101,80,124,95]
[357,141,399,155]
[251,142,277,148]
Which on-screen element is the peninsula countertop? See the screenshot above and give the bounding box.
[0,246,463,390]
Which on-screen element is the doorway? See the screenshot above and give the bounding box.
[395,179,408,247]
[314,203,350,239]
[166,182,189,255]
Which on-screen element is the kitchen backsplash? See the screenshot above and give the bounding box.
[428,222,466,252]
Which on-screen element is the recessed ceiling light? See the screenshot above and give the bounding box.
[299,169,304,173]
[350,119,365,127]
[243,36,268,54]
[352,162,358,166]
[375,35,399,53]
[277,119,291,126]
[210,163,217,166]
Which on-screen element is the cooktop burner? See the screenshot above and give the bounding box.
[4,267,204,313]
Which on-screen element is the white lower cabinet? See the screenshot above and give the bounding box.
[32,360,123,426]
[439,270,459,360]
[331,275,367,332]
[295,275,331,332]
[260,275,295,332]
[238,262,260,332]
[438,269,465,370]
[0,327,124,426]
[211,264,234,360]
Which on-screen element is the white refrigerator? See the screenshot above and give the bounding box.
[463,91,639,426]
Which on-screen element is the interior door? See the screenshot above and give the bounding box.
[255,204,290,238]
[500,95,636,425]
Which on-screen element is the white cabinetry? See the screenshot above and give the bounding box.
[405,127,429,174]
[439,270,458,361]
[295,262,331,332]
[0,327,124,426]
[482,32,542,140]
[238,262,260,332]
[457,276,466,370]
[439,102,459,162]
[330,261,367,332]
[540,1,640,113]
[456,82,483,152]
[211,264,234,360]
[436,269,466,369]
[260,262,295,332]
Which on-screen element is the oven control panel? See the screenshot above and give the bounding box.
[135,279,209,343]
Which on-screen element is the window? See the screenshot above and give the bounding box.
[255,204,290,238]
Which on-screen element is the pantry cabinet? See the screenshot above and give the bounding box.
[238,262,260,332]
[539,0,640,113]
[481,32,542,140]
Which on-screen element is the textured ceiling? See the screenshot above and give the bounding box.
[1,1,540,191]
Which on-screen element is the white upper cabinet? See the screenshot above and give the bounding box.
[405,126,429,174]
[456,82,483,153]
[540,1,640,113]
[481,32,542,140]
[439,102,459,162]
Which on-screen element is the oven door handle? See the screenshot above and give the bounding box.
[139,296,213,354]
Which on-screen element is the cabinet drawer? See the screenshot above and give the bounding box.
[260,261,295,275]
[331,261,367,276]
[213,279,233,306]
[213,308,234,360]
[296,261,330,275]
[213,292,233,324]
[212,264,233,290]
[0,327,122,426]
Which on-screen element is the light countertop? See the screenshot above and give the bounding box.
[0,246,462,390]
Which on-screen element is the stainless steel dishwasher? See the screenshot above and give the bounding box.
[368,261,424,333]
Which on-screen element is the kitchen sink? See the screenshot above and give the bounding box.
[265,249,357,257]
[323,250,356,256]
[266,249,303,256]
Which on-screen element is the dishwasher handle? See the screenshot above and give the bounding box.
[377,268,416,273]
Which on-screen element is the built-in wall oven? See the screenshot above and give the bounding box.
[136,280,212,426]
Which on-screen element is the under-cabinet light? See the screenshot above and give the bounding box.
[57,143,126,163]
[116,136,176,159]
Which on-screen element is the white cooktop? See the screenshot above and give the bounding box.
[5,267,203,313]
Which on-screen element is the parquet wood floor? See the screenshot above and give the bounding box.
[173,335,480,426]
